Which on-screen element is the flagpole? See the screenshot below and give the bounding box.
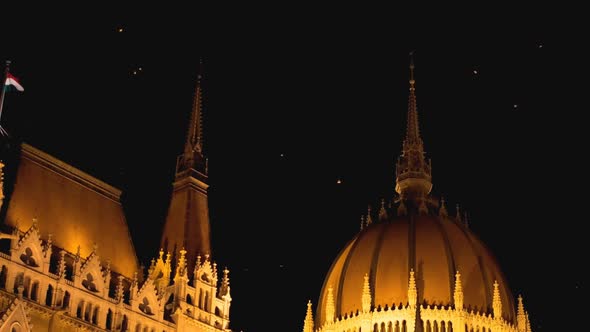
[0,60,11,136]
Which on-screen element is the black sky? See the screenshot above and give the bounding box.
[0,5,585,331]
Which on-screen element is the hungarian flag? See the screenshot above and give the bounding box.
[5,73,24,92]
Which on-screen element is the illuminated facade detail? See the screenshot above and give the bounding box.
[0,71,232,331]
[307,59,534,332]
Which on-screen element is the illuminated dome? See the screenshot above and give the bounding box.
[317,209,515,323]
[303,59,533,332]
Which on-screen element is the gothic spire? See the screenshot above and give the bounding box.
[395,53,433,205]
[178,59,207,175]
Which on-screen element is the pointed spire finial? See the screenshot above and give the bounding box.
[366,205,373,225]
[408,268,417,308]
[360,215,365,230]
[517,294,526,331]
[116,275,125,303]
[492,280,502,319]
[361,273,372,313]
[222,267,230,291]
[176,247,188,278]
[325,285,335,324]
[454,270,464,310]
[57,249,67,279]
[303,300,314,332]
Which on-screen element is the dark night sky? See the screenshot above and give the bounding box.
[0,5,585,331]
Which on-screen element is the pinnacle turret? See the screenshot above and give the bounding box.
[454,271,464,310]
[361,273,371,313]
[517,295,527,331]
[492,280,502,319]
[303,300,314,332]
[325,285,335,324]
[408,269,417,308]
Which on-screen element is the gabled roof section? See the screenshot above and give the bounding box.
[4,142,140,277]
